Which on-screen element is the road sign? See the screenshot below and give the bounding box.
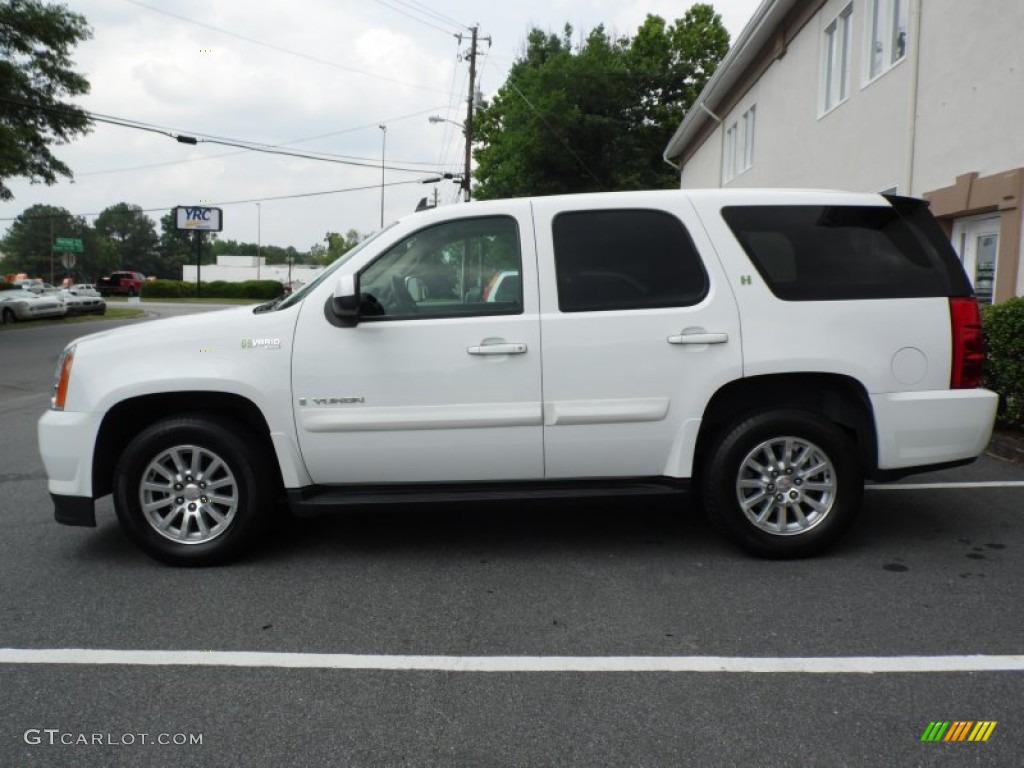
[60,253,77,269]
[54,237,84,252]
[175,206,223,232]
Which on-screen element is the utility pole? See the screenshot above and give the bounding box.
[379,124,387,226]
[459,25,490,202]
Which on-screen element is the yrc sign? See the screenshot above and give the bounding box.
[174,206,223,232]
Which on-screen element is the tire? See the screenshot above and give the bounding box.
[114,415,276,566]
[702,410,863,558]
[1,308,15,324]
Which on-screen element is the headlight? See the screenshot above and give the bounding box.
[52,344,76,410]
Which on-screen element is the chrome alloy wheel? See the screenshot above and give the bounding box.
[138,444,238,544]
[735,436,837,536]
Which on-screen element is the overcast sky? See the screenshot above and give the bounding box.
[1,0,762,252]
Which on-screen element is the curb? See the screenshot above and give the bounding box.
[986,431,1024,466]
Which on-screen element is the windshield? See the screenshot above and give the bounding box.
[274,223,396,311]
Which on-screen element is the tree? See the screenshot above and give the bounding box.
[0,0,92,200]
[93,203,160,275]
[0,203,115,282]
[472,7,729,199]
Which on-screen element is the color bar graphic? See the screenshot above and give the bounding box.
[921,721,996,742]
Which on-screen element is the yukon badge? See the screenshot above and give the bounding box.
[299,397,366,406]
[241,338,281,350]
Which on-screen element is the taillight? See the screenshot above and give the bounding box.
[52,344,76,410]
[950,297,984,389]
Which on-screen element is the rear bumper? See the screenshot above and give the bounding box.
[871,388,999,470]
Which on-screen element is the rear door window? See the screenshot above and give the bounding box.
[722,204,973,300]
[552,209,708,312]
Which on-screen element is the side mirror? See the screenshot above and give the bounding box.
[330,274,361,326]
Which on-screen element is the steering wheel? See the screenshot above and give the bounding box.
[387,274,418,315]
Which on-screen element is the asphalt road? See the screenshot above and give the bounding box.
[2,305,1023,767]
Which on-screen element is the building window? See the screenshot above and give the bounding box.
[741,106,756,171]
[822,4,852,112]
[723,122,737,182]
[867,0,908,80]
[722,105,756,183]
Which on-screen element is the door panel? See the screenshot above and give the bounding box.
[291,208,543,484]
[532,195,742,479]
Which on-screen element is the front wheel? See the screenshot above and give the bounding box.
[2,307,16,324]
[702,410,863,558]
[114,415,276,566]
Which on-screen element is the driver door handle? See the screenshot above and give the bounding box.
[667,331,729,345]
[467,342,528,356]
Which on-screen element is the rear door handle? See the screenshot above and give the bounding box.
[467,342,528,356]
[667,331,729,345]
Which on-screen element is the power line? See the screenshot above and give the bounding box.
[76,105,459,177]
[370,0,460,36]
[0,97,452,174]
[0,178,442,223]
[123,0,450,95]
[389,0,470,31]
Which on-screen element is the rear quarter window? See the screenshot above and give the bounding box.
[721,204,973,300]
[552,209,708,312]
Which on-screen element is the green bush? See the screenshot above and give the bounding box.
[139,279,284,300]
[982,296,1024,428]
[141,279,185,298]
[238,280,285,299]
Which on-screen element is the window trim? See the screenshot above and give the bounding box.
[864,0,908,85]
[820,3,853,116]
[722,105,756,184]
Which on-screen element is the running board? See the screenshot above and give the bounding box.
[286,478,689,517]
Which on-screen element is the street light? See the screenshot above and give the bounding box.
[428,115,464,129]
[428,115,470,201]
[378,124,386,228]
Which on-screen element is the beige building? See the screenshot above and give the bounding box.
[664,0,1024,303]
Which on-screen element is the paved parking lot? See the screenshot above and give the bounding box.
[2,308,1022,766]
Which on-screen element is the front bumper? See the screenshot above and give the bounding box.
[38,410,104,521]
[871,388,999,470]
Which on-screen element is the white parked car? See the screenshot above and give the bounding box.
[67,284,101,297]
[1,286,67,323]
[59,288,106,316]
[38,190,998,565]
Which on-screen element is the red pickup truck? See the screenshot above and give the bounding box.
[97,271,145,296]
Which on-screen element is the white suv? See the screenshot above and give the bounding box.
[39,190,998,565]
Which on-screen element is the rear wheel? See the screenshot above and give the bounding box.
[702,410,863,558]
[2,307,15,324]
[114,415,276,566]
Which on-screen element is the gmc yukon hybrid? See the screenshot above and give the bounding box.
[39,190,998,565]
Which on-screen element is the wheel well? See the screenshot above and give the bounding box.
[92,392,282,498]
[695,374,877,478]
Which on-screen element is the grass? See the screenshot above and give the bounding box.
[105,296,263,305]
[0,307,146,331]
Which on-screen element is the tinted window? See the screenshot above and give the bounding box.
[553,209,708,312]
[722,204,972,301]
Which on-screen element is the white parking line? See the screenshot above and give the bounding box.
[867,481,1024,490]
[2,649,1023,673]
